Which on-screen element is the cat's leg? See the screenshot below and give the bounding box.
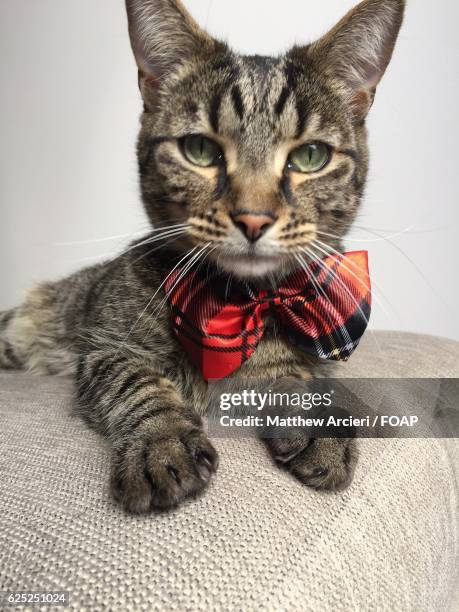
[77,351,218,513]
[0,285,77,375]
[0,310,23,369]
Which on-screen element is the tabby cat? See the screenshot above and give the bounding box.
[0,0,405,513]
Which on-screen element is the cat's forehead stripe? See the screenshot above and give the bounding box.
[209,92,222,133]
[205,55,310,139]
[230,85,245,121]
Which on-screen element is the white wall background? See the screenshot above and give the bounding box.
[1,0,458,340]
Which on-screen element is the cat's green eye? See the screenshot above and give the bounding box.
[183,134,223,168]
[288,142,330,174]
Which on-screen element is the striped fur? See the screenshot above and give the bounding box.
[0,311,21,369]
[1,0,405,512]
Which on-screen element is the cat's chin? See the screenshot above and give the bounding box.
[216,255,289,280]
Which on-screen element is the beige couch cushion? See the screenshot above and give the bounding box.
[0,332,458,611]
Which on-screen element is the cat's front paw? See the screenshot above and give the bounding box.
[287,437,357,491]
[266,436,357,491]
[262,403,358,491]
[111,411,218,513]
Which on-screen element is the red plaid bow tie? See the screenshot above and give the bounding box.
[165,251,371,381]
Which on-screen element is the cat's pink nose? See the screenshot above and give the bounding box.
[231,212,276,242]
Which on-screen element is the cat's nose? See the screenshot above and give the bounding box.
[231,212,276,242]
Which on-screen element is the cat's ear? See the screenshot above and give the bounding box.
[305,0,405,118]
[125,0,222,107]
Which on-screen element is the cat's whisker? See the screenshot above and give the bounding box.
[197,244,219,277]
[130,230,190,265]
[311,239,397,323]
[150,243,212,320]
[143,244,219,339]
[305,247,390,360]
[302,247,371,327]
[122,227,190,255]
[115,245,199,356]
[352,222,454,235]
[349,226,455,317]
[301,246,388,362]
[312,241,369,290]
[61,226,189,265]
[184,244,219,297]
[54,230,148,247]
[268,271,277,292]
[150,220,190,229]
[224,271,234,302]
[167,244,211,295]
[296,252,362,350]
[316,225,414,244]
[53,222,186,248]
[295,253,354,350]
[137,224,189,239]
[312,239,375,282]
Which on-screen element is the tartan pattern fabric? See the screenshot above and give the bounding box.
[165,251,371,381]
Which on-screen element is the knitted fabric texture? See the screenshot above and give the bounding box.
[0,332,458,611]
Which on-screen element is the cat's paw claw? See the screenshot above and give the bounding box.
[111,425,218,514]
[287,438,357,491]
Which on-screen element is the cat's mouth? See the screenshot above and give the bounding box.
[212,249,290,279]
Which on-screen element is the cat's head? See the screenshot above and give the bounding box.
[126,0,405,280]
